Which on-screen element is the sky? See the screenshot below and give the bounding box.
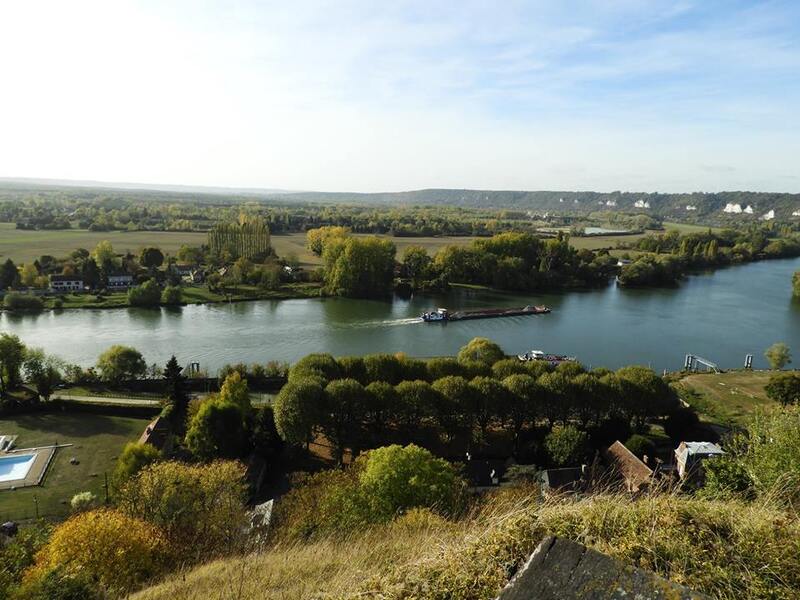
[1,0,799,193]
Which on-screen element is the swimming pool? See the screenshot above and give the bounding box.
[0,454,36,483]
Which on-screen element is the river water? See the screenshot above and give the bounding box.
[2,258,799,373]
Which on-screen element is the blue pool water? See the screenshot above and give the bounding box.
[0,454,36,483]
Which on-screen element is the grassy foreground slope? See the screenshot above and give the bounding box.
[133,491,800,600]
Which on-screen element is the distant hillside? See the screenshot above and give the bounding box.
[275,189,800,223]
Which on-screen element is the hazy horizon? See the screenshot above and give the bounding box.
[2,1,799,194]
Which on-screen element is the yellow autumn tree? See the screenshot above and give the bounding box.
[25,509,168,595]
[305,225,350,256]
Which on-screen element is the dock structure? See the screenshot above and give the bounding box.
[684,354,720,373]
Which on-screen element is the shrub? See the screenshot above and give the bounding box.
[624,434,656,459]
[664,406,700,439]
[457,337,505,366]
[127,279,161,307]
[69,491,98,513]
[765,372,800,406]
[426,357,467,381]
[3,293,44,311]
[363,353,402,385]
[544,425,588,467]
[52,297,63,309]
[491,358,529,380]
[185,399,245,460]
[25,509,168,595]
[160,285,182,305]
[96,345,146,383]
[359,445,465,520]
[765,342,792,370]
[113,442,161,487]
[117,460,248,560]
[702,455,755,500]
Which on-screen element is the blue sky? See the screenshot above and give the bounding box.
[1,0,799,192]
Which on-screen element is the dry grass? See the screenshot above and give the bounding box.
[677,370,777,426]
[132,489,800,600]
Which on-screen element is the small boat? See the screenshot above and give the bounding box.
[421,308,449,322]
[421,305,550,323]
[517,350,576,365]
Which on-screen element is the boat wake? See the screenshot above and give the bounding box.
[343,317,422,329]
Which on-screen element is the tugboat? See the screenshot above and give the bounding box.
[517,350,576,365]
[421,308,449,322]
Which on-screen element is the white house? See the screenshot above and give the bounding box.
[49,274,84,292]
[107,274,134,289]
[675,441,724,481]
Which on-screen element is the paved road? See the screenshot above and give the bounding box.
[54,394,162,406]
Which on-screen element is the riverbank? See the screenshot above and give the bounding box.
[0,282,323,312]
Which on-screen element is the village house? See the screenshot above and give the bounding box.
[603,441,654,493]
[675,441,724,483]
[49,274,84,293]
[139,416,172,454]
[107,274,134,290]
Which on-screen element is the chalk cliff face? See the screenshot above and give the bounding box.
[496,536,708,600]
[723,203,742,213]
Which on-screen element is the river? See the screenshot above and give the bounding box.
[2,258,799,373]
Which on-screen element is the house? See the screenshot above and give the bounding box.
[107,274,134,289]
[463,458,513,492]
[616,259,632,267]
[540,467,585,495]
[675,441,724,482]
[49,274,84,292]
[139,416,172,453]
[603,441,653,493]
[172,263,196,277]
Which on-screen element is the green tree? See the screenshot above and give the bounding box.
[615,365,675,428]
[128,279,161,307]
[793,271,800,297]
[402,245,433,288]
[163,356,189,432]
[765,342,792,370]
[426,357,467,381]
[364,381,399,435]
[0,258,19,290]
[323,378,367,463]
[765,372,800,406]
[358,444,464,520]
[96,345,147,384]
[139,247,164,270]
[337,356,367,384]
[395,380,437,430]
[161,285,182,305]
[249,405,284,459]
[23,348,62,401]
[90,240,116,266]
[0,333,26,392]
[501,374,542,452]
[218,371,252,417]
[624,434,656,460]
[306,225,350,256]
[289,353,341,382]
[113,442,161,487]
[491,358,529,380]
[468,376,508,438]
[322,236,396,298]
[185,399,245,460]
[545,425,589,467]
[431,375,473,439]
[363,353,402,385]
[457,337,505,366]
[273,377,325,448]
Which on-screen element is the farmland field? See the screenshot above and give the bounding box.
[0,223,207,263]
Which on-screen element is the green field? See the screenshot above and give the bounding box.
[0,223,207,263]
[676,370,777,426]
[0,412,148,520]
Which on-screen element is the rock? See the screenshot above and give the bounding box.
[496,536,708,600]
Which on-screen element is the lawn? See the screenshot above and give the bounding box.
[675,370,778,426]
[0,412,148,521]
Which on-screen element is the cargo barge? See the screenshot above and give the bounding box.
[421,305,550,323]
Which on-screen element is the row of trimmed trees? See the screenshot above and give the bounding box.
[273,338,677,463]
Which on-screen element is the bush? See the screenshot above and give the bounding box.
[25,509,168,595]
[127,278,161,307]
[96,345,146,383]
[52,297,63,309]
[161,285,182,305]
[185,399,245,460]
[113,442,161,486]
[664,406,700,439]
[457,337,505,366]
[3,293,44,311]
[624,434,656,460]
[69,491,98,513]
[765,372,800,406]
[702,456,755,500]
[359,444,464,520]
[117,460,248,560]
[544,425,588,467]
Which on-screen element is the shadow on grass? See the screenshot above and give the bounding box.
[9,412,136,440]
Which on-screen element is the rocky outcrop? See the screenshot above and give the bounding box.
[496,536,707,600]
